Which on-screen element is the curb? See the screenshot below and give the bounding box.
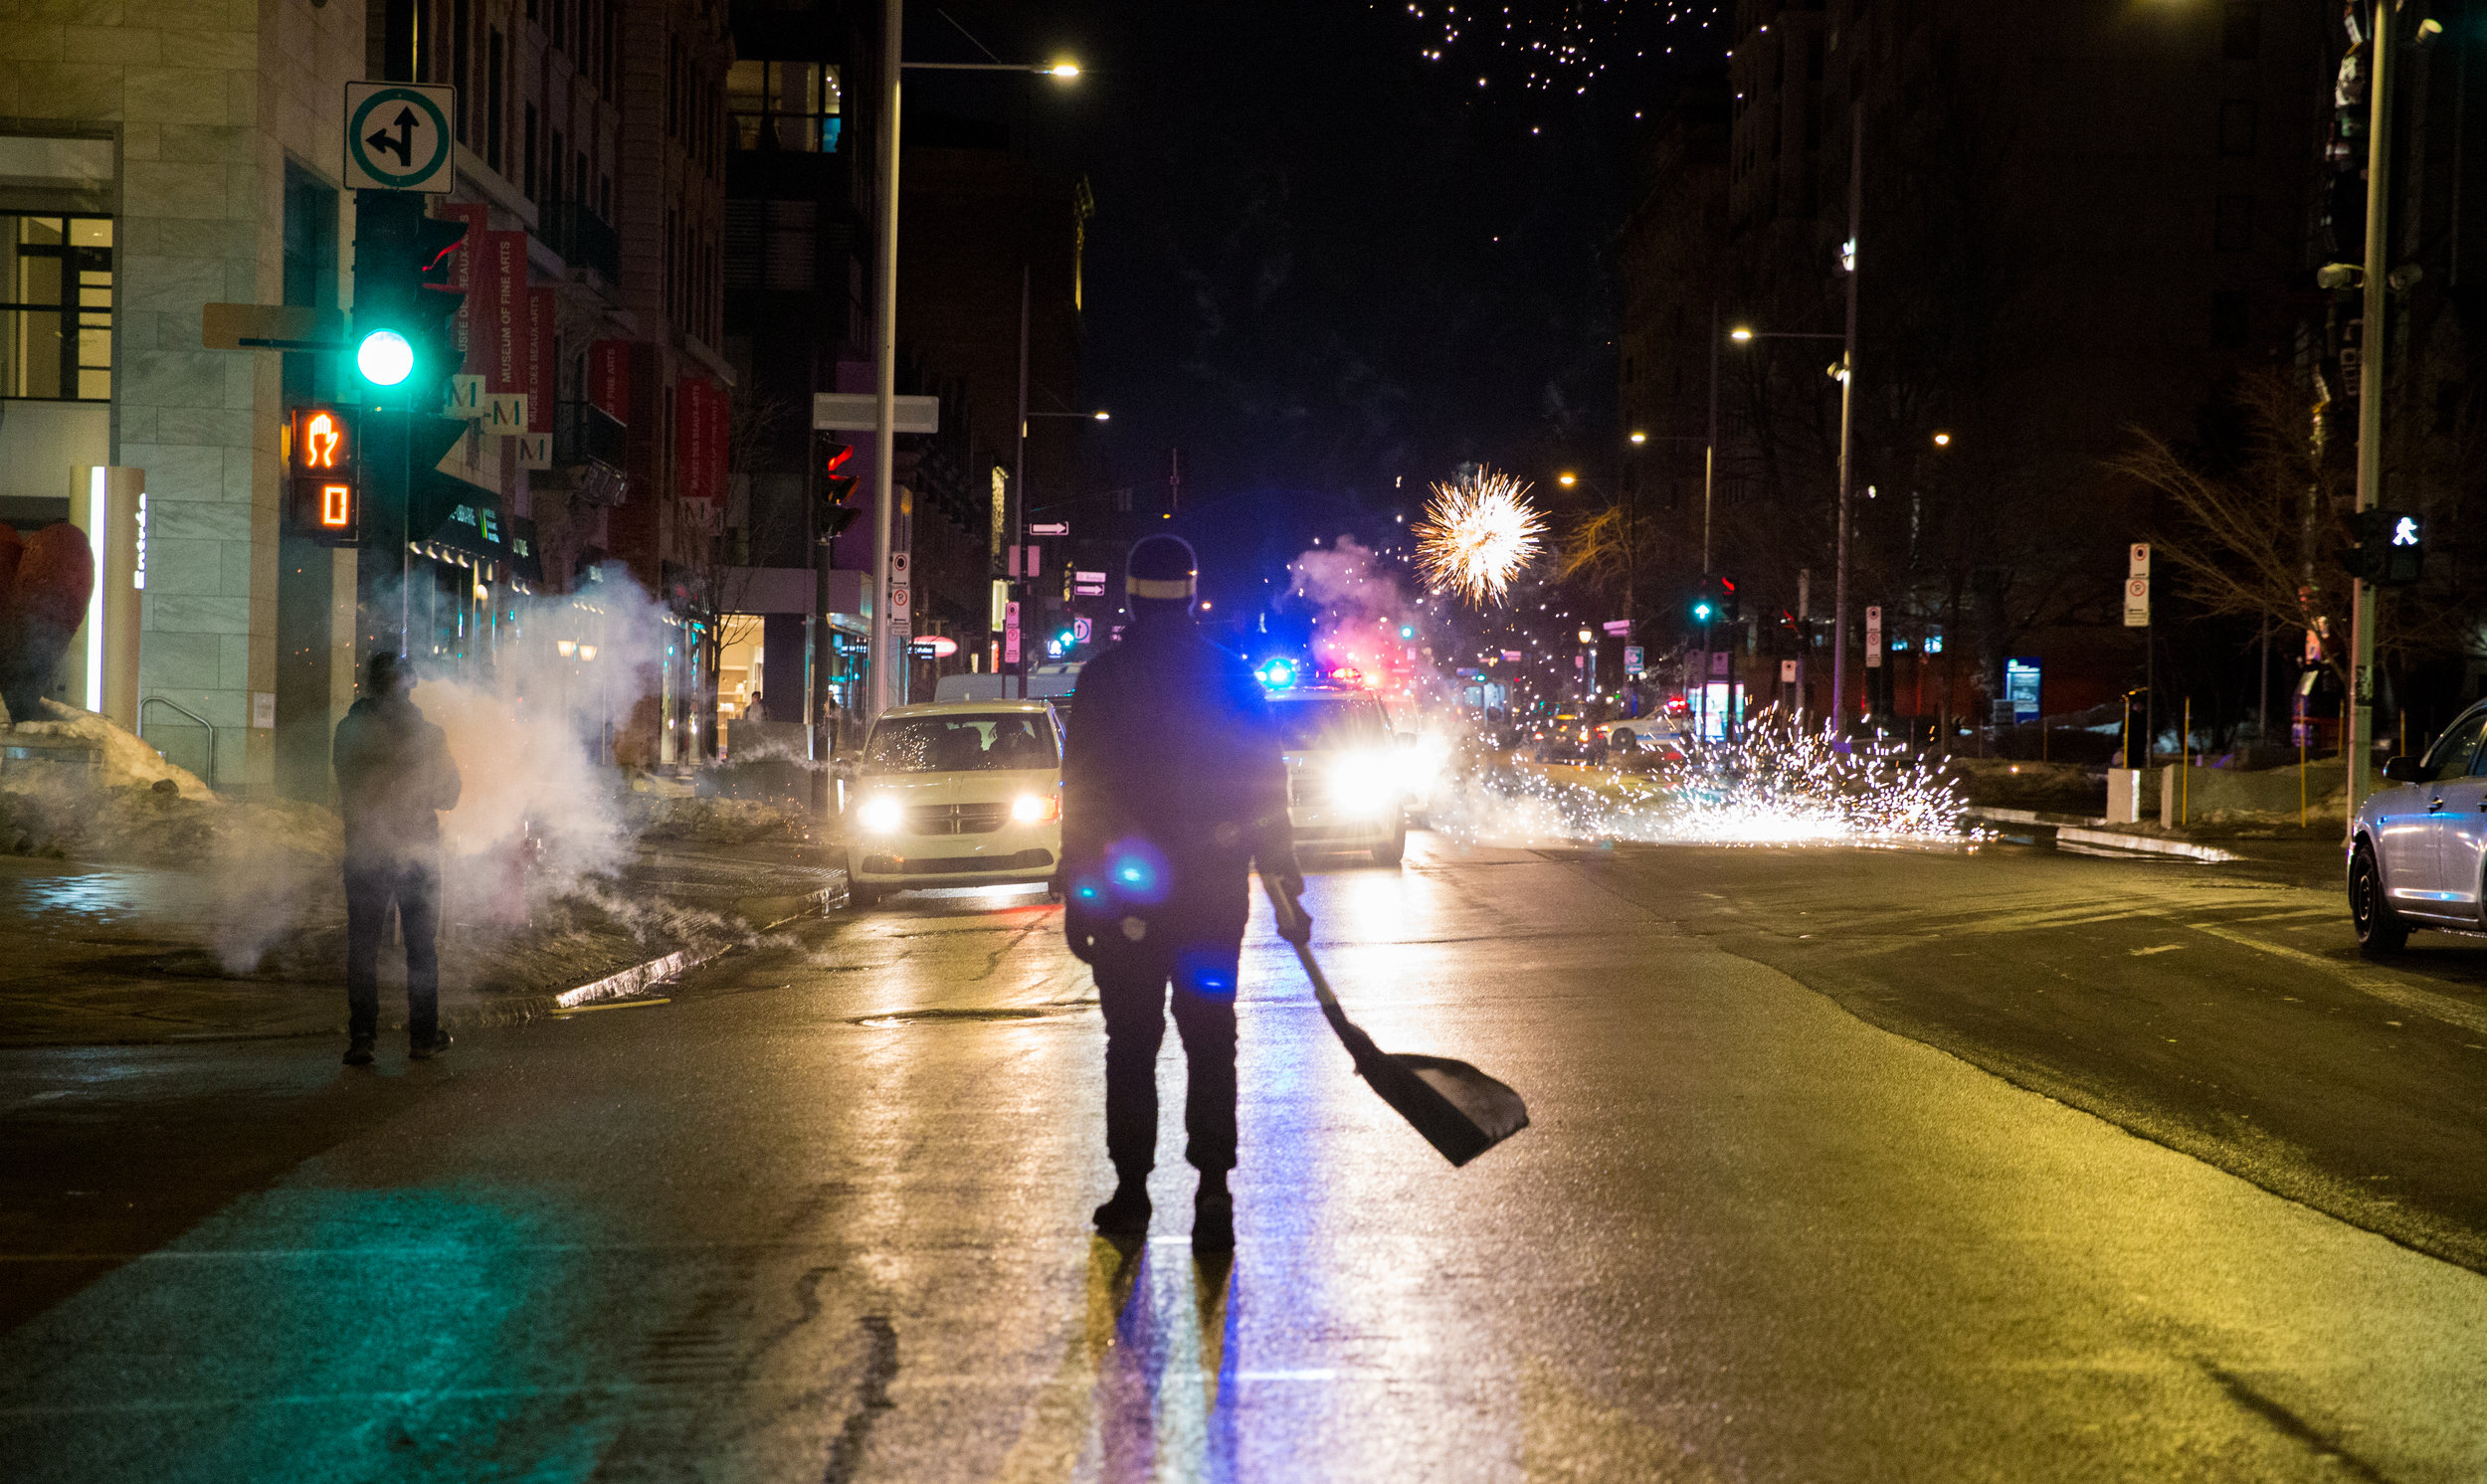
[532,880,849,1017]
[2054,827,2242,863]
[1968,808,2243,863]
[134,880,847,1043]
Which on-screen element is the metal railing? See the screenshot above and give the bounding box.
[139,695,215,786]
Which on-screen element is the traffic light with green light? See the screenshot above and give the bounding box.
[1689,579,1717,626]
[351,191,468,404]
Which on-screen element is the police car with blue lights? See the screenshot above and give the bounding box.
[1255,659,1412,867]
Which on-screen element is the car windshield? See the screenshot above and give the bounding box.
[1271,695,1389,751]
[864,714,1058,773]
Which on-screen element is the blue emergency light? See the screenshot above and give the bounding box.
[1256,657,1298,689]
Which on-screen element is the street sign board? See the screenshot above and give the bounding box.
[1030,521,1068,537]
[344,83,456,193]
[811,392,940,433]
[1864,605,1884,667]
[2128,542,2151,578]
[2123,576,2150,628]
[1073,569,1107,584]
[1603,620,1631,636]
[1073,617,1093,644]
[1624,646,1644,674]
[891,551,910,580]
[202,302,345,351]
[1780,658,1799,683]
[890,584,910,614]
[2006,657,2041,722]
[1073,583,1106,598]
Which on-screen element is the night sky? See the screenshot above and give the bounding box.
[922,0,1728,613]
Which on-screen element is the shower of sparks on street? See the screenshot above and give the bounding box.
[1435,712,1978,847]
[1414,467,1547,606]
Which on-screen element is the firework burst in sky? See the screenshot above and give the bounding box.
[1416,467,1547,606]
[1382,0,1725,98]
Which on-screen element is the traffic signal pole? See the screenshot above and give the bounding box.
[2347,0,2395,818]
[867,0,903,722]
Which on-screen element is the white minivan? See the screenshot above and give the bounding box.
[844,699,1063,908]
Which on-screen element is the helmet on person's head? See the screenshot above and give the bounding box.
[1126,535,1198,615]
[365,650,413,696]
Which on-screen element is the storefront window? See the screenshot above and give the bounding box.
[2,214,112,401]
[727,61,841,152]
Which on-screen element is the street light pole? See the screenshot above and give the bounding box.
[867,42,1077,720]
[1013,264,1029,689]
[1704,297,1719,576]
[2347,1,2397,816]
[868,0,903,721]
[1833,99,1861,734]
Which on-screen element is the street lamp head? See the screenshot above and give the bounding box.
[1729,326,1754,343]
[1578,629,1593,644]
[1558,471,1578,486]
[1932,431,1952,448]
[1093,409,1110,421]
[1048,62,1081,79]
[1627,431,1646,445]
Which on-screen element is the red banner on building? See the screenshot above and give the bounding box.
[525,286,556,433]
[429,202,487,369]
[478,231,525,391]
[676,377,727,503]
[590,340,630,423]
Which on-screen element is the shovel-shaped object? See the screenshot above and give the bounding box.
[1267,878,1529,1166]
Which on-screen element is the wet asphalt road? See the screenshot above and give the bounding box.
[4,835,2487,1481]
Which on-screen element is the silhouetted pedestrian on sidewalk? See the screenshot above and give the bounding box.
[1058,535,1304,1253]
[332,651,462,1066]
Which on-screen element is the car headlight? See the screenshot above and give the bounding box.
[858,796,905,834]
[1326,751,1398,812]
[1011,793,1059,823]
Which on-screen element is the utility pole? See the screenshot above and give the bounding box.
[1013,265,1029,687]
[1832,100,1861,735]
[2347,0,2397,816]
[867,0,903,720]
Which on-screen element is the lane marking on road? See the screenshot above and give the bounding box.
[2187,921,2487,1037]
[2131,944,2184,957]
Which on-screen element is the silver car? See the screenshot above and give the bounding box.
[2350,702,2487,955]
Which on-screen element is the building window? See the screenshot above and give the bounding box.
[524,102,539,199]
[453,0,471,143]
[487,28,506,172]
[2210,290,2249,348]
[2,214,112,401]
[2214,193,2253,252]
[728,61,843,152]
[2218,98,2257,156]
[2222,3,2261,61]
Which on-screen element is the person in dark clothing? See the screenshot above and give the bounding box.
[1058,535,1306,1252]
[331,651,463,1066]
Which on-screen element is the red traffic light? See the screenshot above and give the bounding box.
[822,438,855,475]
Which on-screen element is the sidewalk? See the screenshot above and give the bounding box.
[0,838,846,1047]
